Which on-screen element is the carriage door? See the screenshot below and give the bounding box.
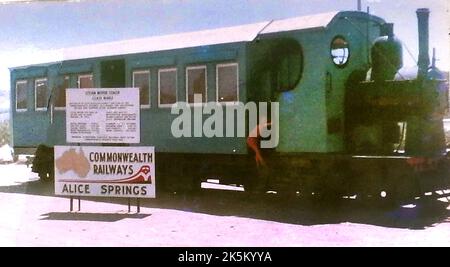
[101,59,125,88]
[100,59,128,146]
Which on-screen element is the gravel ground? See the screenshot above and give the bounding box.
[0,163,449,247]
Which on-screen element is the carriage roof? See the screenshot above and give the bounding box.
[10,10,385,70]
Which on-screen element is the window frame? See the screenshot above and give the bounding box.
[54,75,70,111]
[132,69,151,109]
[186,65,207,105]
[15,80,28,112]
[330,35,350,68]
[34,78,48,111]
[77,74,94,88]
[158,68,178,108]
[216,62,239,104]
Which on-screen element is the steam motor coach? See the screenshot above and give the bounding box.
[10,9,450,203]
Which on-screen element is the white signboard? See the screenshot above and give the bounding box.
[54,146,155,198]
[66,88,140,143]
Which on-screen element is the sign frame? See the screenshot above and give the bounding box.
[66,87,140,144]
[54,145,155,199]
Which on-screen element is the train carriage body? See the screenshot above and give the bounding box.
[11,11,385,154]
[10,9,450,202]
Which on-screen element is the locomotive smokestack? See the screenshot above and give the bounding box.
[416,8,430,78]
[381,23,394,38]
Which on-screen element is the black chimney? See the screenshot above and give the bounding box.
[416,8,430,78]
[380,23,394,38]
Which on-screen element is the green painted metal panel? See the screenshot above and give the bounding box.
[9,11,387,156]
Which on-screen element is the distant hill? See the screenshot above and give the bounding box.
[0,111,9,122]
[0,112,8,122]
[0,90,9,122]
[445,71,450,119]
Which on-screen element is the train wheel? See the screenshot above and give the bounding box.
[244,165,269,194]
[379,176,419,208]
[189,175,202,195]
[38,172,48,181]
[314,161,349,203]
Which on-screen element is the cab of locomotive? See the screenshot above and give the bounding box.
[345,8,449,157]
[246,11,388,154]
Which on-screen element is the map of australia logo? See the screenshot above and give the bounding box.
[55,148,90,177]
[56,148,152,184]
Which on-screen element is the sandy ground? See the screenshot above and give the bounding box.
[0,163,449,247]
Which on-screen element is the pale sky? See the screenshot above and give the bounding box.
[0,0,448,112]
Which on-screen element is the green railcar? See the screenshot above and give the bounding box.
[10,9,449,203]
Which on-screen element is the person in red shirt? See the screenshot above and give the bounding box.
[247,121,272,167]
[246,120,273,193]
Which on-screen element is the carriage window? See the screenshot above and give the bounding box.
[133,70,150,108]
[331,36,350,66]
[55,76,70,109]
[35,78,48,111]
[186,66,207,103]
[78,74,93,88]
[158,68,177,107]
[16,80,27,111]
[217,63,238,102]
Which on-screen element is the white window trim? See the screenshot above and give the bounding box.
[15,80,28,112]
[158,68,178,108]
[77,74,93,88]
[132,70,151,109]
[35,78,48,111]
[186,65,207,106]
[55,76,70,111]
[216,62,239,104]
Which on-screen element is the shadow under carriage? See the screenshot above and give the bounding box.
[1,177,449,230]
